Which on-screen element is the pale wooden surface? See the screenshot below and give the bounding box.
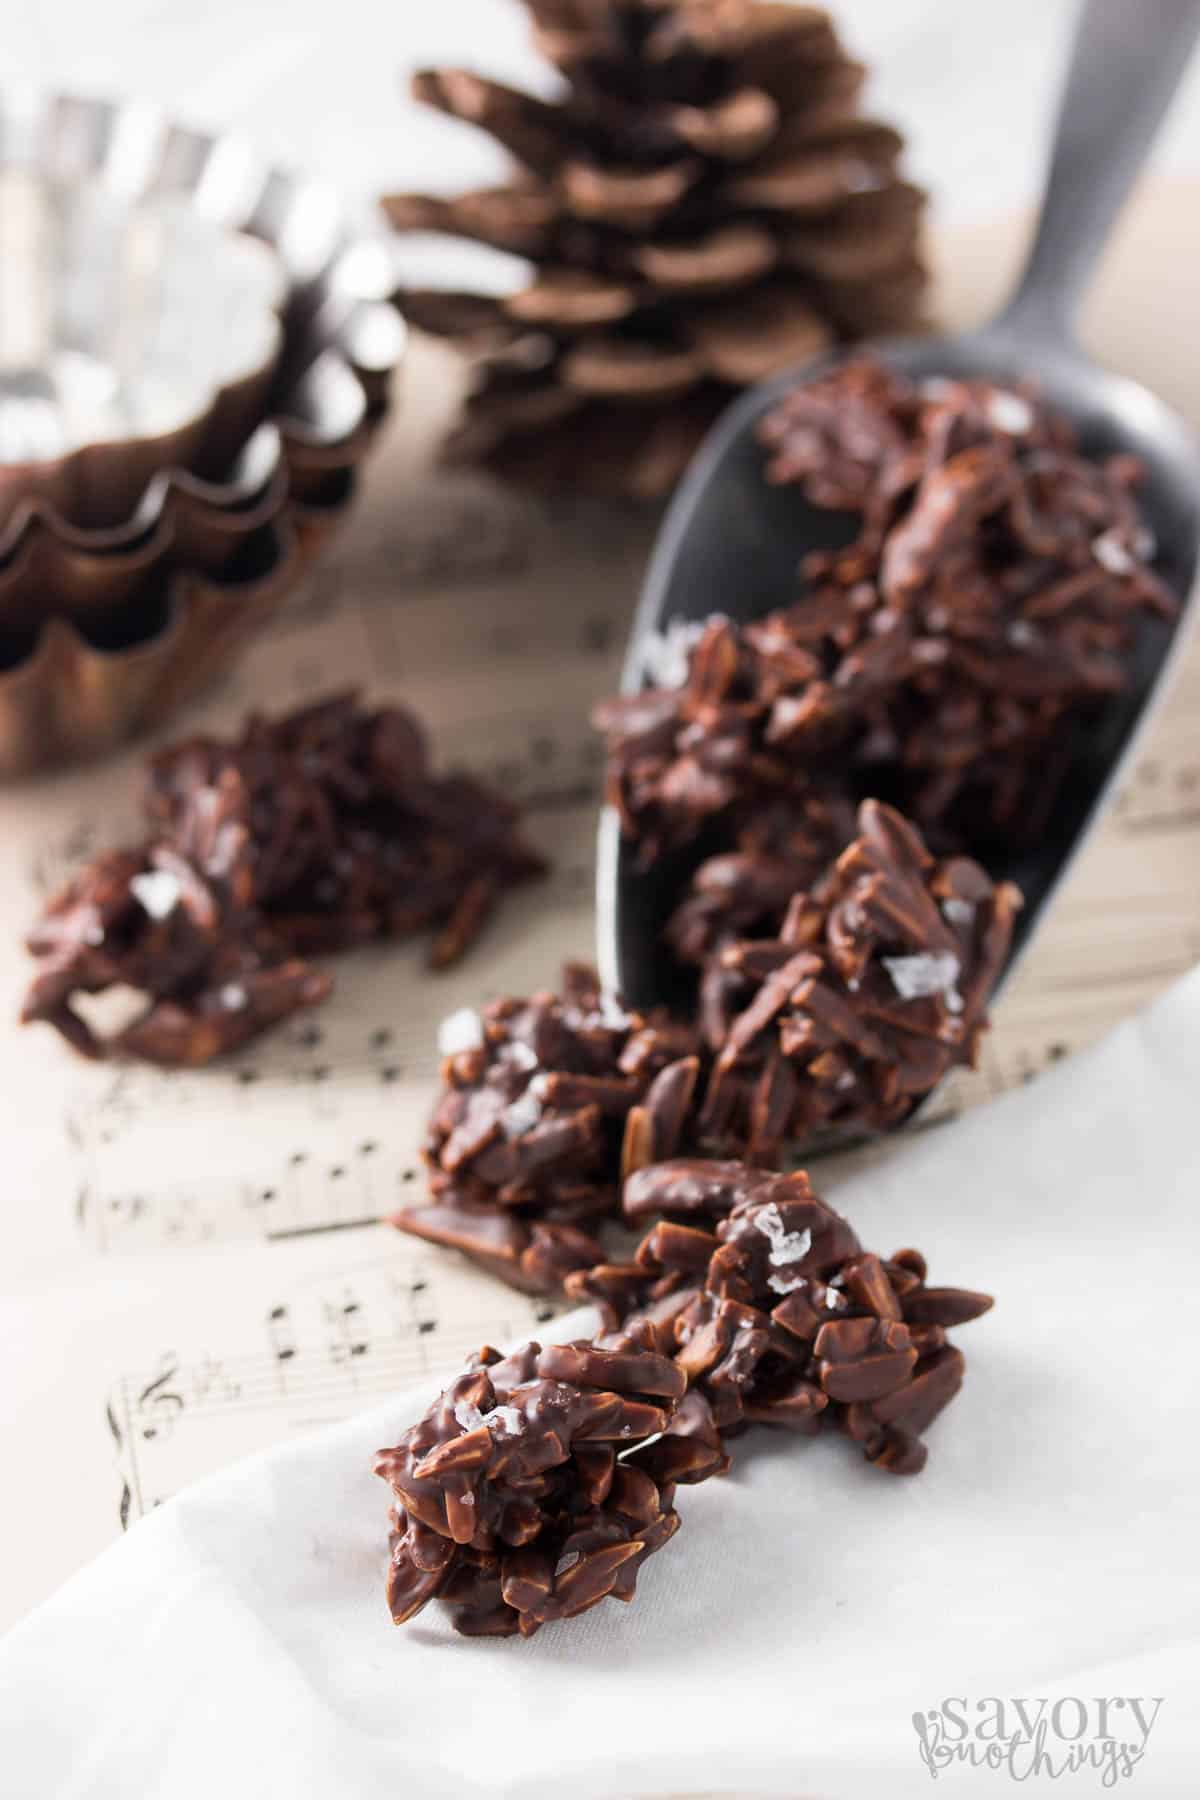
[0,187,1197,1633]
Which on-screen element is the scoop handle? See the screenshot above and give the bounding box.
[998,0,1200,341]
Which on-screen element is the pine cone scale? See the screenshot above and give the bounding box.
[670,87,779,159]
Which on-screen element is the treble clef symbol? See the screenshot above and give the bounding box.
[135,1353,184,1442]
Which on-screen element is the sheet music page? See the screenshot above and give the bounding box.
[3,227,1199,1632]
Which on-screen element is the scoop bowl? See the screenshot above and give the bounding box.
[599,0,1200,1015]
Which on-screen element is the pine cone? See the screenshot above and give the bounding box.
[697,800,1022,1155]
[374,1334,696,1636]
[575,1160,993,1475]
[385,1,927,497]
[394,963,702,1293]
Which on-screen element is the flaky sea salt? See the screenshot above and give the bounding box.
[565,992,632,1033]
[501,1086,544,1139]
[986,390,1034,435]
[768,1268,809,1296]
[594,990,631,1031]
[640,614,728,690]
[219,983,248,1012]
[129,869,181,921]
[454,1400,485,1432]
[942,897,976,928]
[883,950,961,1005]
[1006,620,1038,649]
[486,1405,522,1436]
[754,1201,813,1269]
[502,1040,538,1073]
[438,1007,484,1056]
[1092,529,1135,575]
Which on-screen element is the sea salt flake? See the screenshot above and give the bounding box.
[219,983,248,1012]
[502,1040,538,1073]
[987,390,1034,435]
[594,990,631,1031]
[754,1201,813,1268]
[1092,530,1135,575]
[640,614,727,689]
[486,1405,522,1436]
[768,1269,809,1296]
[438,1007,484,1056]
[82,923,106,946]
[883,950,961,1004]
[454,1400,486,1432]
[567,992,632,1033]
[942,897,976,928]
[129,869,181,921]
[501,1086,544,1138]
[1006,620,1038,648]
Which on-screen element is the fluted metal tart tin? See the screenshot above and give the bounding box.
[0,89,406,775]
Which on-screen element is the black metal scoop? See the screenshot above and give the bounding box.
[598,0,1200,1013]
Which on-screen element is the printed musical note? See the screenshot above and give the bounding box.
[106,1253,559,1524]
[323,1287,370,1370]
[267,1304,296,1372]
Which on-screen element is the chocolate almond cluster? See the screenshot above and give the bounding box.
[21,692,544,1066]
[575,1160,992,1476]
[594,359,1175,917]
[379,1161,991,1637]
[697,799,1021,1155]
[21,846,332,1066]
[374,1335,707,1637]
[397,802,1017,1287]
[397,964,701,1295]
[758,359,1174,844]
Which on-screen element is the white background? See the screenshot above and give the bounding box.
[5,0,1200,221]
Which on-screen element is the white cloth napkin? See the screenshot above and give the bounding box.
[2,969,1198,1800]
